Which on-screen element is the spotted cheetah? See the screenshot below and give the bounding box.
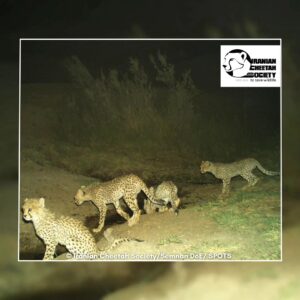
[200,158,280,196]
[22,198,141,260]
[144,181,180,215]
[74,174,165,233]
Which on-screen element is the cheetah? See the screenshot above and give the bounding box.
[144,181,180,215]
[22,197,141,260]
[200,158,280,197]
[74,174,165,233]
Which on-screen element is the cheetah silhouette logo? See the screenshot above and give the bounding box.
[223,49,252,78]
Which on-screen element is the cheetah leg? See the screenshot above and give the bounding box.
[174,197,181,208]
[241,172,259,189]
[221,178,231,195]
[168,194,180,214]
[43,243,56,260]
[133,198,142,215]
[157,199,169,213]
[144,199,155,214]
[249,173,259,186]
[169,197,180,215]
[158,205,168,213]
[125,196,141,227]
[114,199,130,221]
[93,201,107,233]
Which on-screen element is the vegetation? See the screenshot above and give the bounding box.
[194,186,281,260]
[18,52,279,180]
[61,53,199,153]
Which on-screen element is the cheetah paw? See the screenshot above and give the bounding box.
[128,218,137,227]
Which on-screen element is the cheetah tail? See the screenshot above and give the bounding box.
[132,238,144,243]
[142,185,166,206]
[256,161,280,176]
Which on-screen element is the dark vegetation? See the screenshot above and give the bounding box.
[21,50,280,182]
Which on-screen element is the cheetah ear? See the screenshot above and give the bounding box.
[39,197,45,207]
[81,185,86,190]
[24,198,28,202]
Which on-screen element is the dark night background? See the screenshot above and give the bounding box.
[0,0,299,299]
[20,40,280,154]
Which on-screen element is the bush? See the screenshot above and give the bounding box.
[63,53,199,153]
[60,52,279,167]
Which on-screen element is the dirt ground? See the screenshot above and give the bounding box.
[20,159,280,261]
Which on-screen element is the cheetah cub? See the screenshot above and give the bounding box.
[22,198,141,260]
[74,174,165,233]
[200,158,279,197]
[144,181,180,215]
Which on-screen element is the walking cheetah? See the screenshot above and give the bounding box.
[74,174,165,233]
[200,158,280,196]
[22,198,141,260]
[144,181,180,215]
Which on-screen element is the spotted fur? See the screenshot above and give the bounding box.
[144,181,180,215]
[74,174,165,233]
[22,198,141,260]
[200,158,279,196]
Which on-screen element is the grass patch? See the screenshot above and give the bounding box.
[195,185,281,260]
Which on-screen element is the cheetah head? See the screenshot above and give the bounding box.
[222,50,251,77]
[74,185,90,205]
[200,161,212,173]
[223,51,250,72]
[22,197,45,222]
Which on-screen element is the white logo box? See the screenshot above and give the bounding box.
[220,45,281,87]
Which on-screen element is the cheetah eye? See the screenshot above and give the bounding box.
[28,208,32,212]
